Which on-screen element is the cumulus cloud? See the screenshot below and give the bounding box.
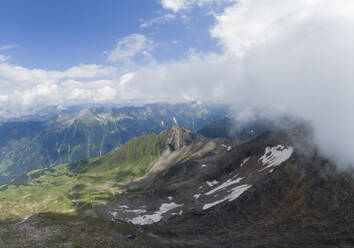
[5,79,123,116]
[106,34,156,64]
[0,62,119,116]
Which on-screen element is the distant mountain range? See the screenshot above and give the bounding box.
[0,102,228,184]
[198,116,298,140]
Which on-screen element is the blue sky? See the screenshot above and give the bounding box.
[0,0,220,69]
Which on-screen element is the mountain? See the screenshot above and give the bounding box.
[0,126,212,247]
[3,105,83,122]
[0,213,171,248]
[105,125,354,247]
[0,126,209,219]
[0,102,228,184]
[1,125,354,247]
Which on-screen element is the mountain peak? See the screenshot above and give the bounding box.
[161,125,202,151]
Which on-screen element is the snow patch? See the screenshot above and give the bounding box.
[194,193,201,199]
[172,210,183,216]
[201,164,207,168]
[205,177,243,195]
[240,157,250,167]
[206,180,218,187]
[259,145,294,170]
[129,202,184,225]
[221,144,232,151]
[202,199,225,210]
[167,196,173,201]
[125,209,146,214]
[117,205,129,209]
[110,211,118,219]
[228,184,251,201]
[110,206,146,219]
[203,184,251,210]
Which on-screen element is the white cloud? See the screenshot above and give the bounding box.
[0,94,8,102]
[161,0,190,12]
[0,55,9,62]
[211,0,334,55]
[0,45,17,51]
[5,78,123,116]
[94,86,117,102]
[0,62,118,116]
[8,84,60,116]
[119,72,135,87]
[63,64,117,78]
[161,0,235,12]
[140,14,176,28]
[114,52,238,102]
[106,34,155,63]
[0,63,116,85]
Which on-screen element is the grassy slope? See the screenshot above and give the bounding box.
[0,132,168,219]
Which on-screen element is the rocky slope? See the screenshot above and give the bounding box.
[104,126,354,248]
[0,213,174,248]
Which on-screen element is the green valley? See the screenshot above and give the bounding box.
[0,127,175,219]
